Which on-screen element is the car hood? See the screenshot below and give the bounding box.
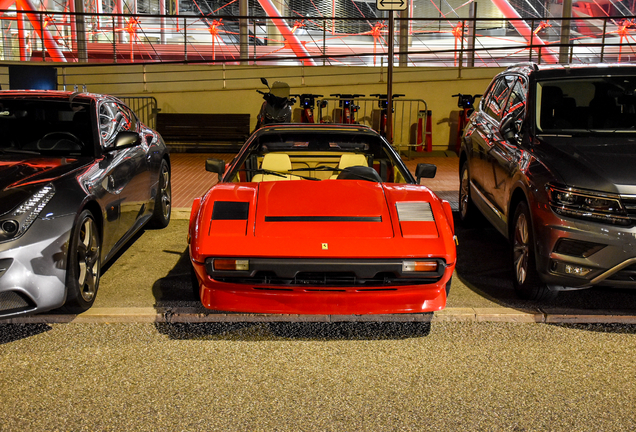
[255,180,394,238]
[0,156,90,214]
[191,181,455,261]
[535,134,636,194]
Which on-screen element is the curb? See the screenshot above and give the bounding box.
[3,307,636,324]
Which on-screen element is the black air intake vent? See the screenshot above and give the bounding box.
[0,291,33,314]
[621,196,636,219]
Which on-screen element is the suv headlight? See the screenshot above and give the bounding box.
[0,184,55,242]
[547,184,630,226]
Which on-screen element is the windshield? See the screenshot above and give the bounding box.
[0,98,95,157]
[537,76,636,133]
[225,130,414,184]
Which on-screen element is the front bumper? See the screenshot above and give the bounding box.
[535,207,636,290]
[193,258,454,314]
[0,215,74,318]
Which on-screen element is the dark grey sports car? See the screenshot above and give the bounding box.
[0,90,171,318]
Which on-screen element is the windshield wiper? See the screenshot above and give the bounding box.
[0,148,40,155]
[245,168,321,181]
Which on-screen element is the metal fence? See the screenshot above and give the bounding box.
[2,10,636,67]
[309,97,429,156]
[117,96,158,129]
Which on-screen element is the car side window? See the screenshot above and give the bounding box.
[503,76,528,122]
[122,105,138,132]
[484,76,514,121]
[99,101,136,149]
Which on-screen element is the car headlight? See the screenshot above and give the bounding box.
[0,184,55,242]
[547,184,630,226]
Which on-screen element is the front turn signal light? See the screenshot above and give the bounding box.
[213,259,249,271]
[402,261,438,272]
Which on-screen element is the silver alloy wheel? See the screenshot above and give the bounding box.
[459,167,469,219]
[513,212,529,285]
[159,165,171,220]
[77,217,100,302]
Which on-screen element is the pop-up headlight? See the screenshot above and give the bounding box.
[396,202,434,221]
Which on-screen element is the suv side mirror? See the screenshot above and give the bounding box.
[415,163,437,183]
[501,114,523,143]
[206,158,226,176]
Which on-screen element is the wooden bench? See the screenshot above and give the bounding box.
[156,113,250,152]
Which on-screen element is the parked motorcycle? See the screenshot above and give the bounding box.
[255,78,295,130]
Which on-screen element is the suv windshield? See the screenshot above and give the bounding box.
[0,98,94,157]
[537,76,636,133]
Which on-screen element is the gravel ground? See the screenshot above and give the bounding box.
[1,321,635,431]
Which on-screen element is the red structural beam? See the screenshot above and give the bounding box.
[14,0,67,62]
[490,0,559,63]
[257,0,317,66]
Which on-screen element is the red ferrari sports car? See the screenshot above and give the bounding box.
[189,124,456,315]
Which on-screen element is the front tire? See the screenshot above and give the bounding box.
[63,210,101,313]
[511,201,557,301]
[149,159,171,229]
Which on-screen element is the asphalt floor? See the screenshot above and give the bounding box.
[2,321,636,430]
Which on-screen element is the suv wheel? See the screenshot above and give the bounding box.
[511,201,557,301]
[459,161,479,225]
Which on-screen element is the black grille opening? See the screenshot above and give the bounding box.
[0,291,35,314]
[0,258,13,278]
[305,288,347,292]
[216,270,441,287]
[606,264,636,282]
[553,238,606,258]
[253,287,293,292]
[356,288,399,292]
[294,272,357,286]
[622,197,636,217]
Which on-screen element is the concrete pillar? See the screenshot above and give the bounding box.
[398,8,409,66]
[240,0,248,62]
[74,0,88,62]
[559,0,573,64]
[267,0,285,46]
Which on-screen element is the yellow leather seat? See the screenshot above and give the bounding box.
[330,153,369,179]
[252,153,294,182]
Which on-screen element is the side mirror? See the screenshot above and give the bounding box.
[206,158,226,176]
[415,163,437,183]
[112,131,140,150]
[500,113,523,143]
[260,77,269,88]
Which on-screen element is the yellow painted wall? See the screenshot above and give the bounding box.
[1,63,504,151]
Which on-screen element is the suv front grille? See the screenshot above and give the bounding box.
[621,196,636,220]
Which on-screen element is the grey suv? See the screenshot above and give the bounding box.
[459,63,636,300]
